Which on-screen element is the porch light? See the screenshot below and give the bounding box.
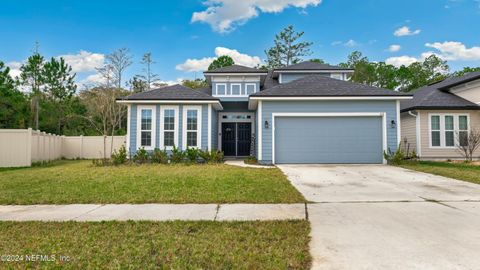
[264,120,270,129]
[390,120,396,129]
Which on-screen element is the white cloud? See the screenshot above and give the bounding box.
[176,47,262,72]
[394,26,421,37]
[331,39,359,47]
[153,78,185,86]
[385,56,418,67]
[6,61,22,79]
[79,73,106,87]
[344,39,358,47]
[191,0,322,33]
[388,44,401,52]
[58,50,105,73]
[425,41,480,61]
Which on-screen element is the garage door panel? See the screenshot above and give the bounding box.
[275,117,383,164]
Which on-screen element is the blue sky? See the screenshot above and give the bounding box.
[1,0,480,88]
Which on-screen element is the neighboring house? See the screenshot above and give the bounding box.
[117,61,411,165]
[401,72,480,160]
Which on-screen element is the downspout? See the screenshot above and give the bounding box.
[408,110,422,158]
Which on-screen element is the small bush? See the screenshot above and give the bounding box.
[185,148,199,163]
[244,156,258,165]
[170,146,185,163]
[133,148,149,164]
[111,145,128,166]
[151,148,168,164]
[210,150,224,163]
[384,144,405,165]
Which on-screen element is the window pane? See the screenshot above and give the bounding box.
[164,131,174,147]
[231,84,241,95]
[187,110,197,131]
[246,84,256,95]
[431,131,441,146]
[164,109,174,131]
[431,116,440,130]
[459,131,468,146]
[187,132,197,147]
[445,131,454,147]
[141,109,152,130]
[445,116,454,130]
[217,85,226,95]
[459,116,468,130]
[141,131,151,146]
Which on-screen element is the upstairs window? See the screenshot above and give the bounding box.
[231,84,241,96]
[216,84,226,95]
[213,83,257,97]
[245,83,256,95]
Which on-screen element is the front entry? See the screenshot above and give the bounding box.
[221,123,251,156]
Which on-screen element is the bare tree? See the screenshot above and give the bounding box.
[79,87,127,160]
[95,64,115,88]
[138,53,159,90]
[456,129,480,162]
[106,48,133,89]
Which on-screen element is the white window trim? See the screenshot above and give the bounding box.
[182,105,202,149]
[245,83,257,95]
[215,83,227,96]
[136,105,156,151]
[229,83,242,97]
[159,105,179,150]
[271,112,387,165]
[428,113,470,149]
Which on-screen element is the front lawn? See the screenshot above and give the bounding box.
[0,160,305,204]
[0,220,311,269]
[398,161,480,185]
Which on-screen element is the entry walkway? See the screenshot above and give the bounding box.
[0,204,306,222]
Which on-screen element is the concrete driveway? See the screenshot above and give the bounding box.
[278,165,480,270]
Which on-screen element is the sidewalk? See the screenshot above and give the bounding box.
[0,204,306,222]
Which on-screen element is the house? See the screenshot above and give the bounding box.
[400,72,480,160]
[117,61,411,165]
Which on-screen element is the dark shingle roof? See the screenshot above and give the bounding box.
[204,64,267,74]
[263,70,280,90]
[252,74,410,97]
[118,84,218,101]
[435,71,480,90]
[274,61,353,71]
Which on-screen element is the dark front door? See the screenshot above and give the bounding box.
[221,122,252,156]
[222,123,236,156]
[237,123,251,156]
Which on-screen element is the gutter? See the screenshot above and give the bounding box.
[407,110,422,157]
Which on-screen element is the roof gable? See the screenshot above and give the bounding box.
[203,64,267,74]
[274,61,353,71]
[118,84,217,101]
[252,74,410,97]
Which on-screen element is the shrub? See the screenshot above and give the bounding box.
[111,145,127,165]
[185,148,199,163]
[151,148,168,164]
[383,144,405,165]
[170,146,185,163]
[210,150,224,163]
[244,156,258,165]
[133,148,149,164]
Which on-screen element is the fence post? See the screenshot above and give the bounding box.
[80,135,84,159]
[26,128,32,166]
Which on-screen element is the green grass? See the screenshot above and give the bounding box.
[0,160,305,204]
[0,220,311,269]
[398,161,480,185]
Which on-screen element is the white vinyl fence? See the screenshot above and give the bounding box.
[0,128,126,167]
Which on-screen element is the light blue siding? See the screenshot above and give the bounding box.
[260,100,398,164]
[275,117,383,164]
[211,107,218,150]
[129,105,137,156]
[129,103,211,155]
